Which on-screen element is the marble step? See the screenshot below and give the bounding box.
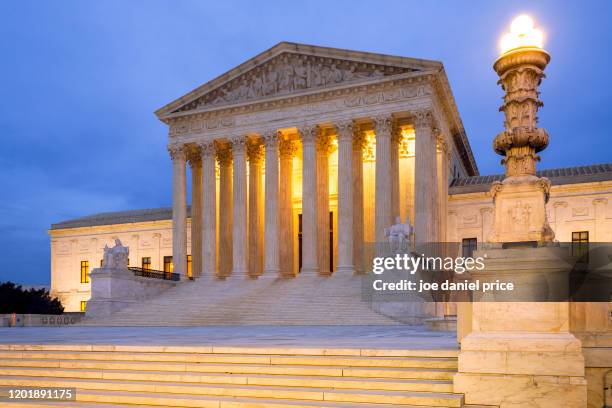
[0,377,463,407]
[0,351,457,369]
[0,367,453,393]
[0,360,455,381]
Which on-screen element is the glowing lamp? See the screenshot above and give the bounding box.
[499,15,544,55]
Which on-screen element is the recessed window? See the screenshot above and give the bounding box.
[99,259,103,267]
[80,301,86,312]
[163,256,173,273]
[572,231,589,259]
[187,255,192,277]
[80,261,89,283]
[142,257,151,270]
[462,238,478,258]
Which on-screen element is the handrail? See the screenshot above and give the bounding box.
[128,267,181,281]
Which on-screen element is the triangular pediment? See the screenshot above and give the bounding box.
[156,42,442,118]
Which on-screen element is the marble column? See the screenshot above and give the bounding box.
[336,120,355,274]
[248,141,264,277]
[373,115,394,244]
[299,125,319,275]
[279,137,296,277]
[217,144,233,278]
[414,109,438,247]
[169,144,187,276]
[437,137,449,244]
[263,131,281,276]
[199,142,217,278]
[231,136,248,277]
[391,124,401,222]
[352,128,366,274]
[188,146,203,278]
[316,132,332,276]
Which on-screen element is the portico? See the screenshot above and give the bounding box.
[157,43,476,279]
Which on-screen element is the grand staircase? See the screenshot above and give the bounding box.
[82,274,405,326]
[0,344,463,407]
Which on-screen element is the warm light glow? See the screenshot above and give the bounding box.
[499,14,544,54]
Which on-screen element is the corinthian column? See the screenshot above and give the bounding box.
[373,115,394,244]
[248,141,264,277]
[413,109,438,246]
[352,128,366,274]
[336,120,355,274]
[169,144,187,276]
[217,144,233,278]
[199,142,217,278]
[279,137,296,277]
[437,136,449,243]
[231,136,248,277]
[188,145,202,278]
[263,131,280,276]
[391,124,401,221]
[316,132,332,276]
[299,125,319,275]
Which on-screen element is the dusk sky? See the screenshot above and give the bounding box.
[1,1,610,284]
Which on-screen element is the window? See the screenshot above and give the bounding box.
[100,259,103,267]
[572,231,589,259]
[80,261,89,283]
[163,256,173,273]
[187,255,192,277]
[462,238,478,258]
[80,301,87,312]
[142,257,151,270]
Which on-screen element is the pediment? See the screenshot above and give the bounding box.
[157,43,441,117]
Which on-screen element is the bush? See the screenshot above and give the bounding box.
[0,282,64,314]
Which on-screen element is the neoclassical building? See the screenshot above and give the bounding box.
[49,42,612,312]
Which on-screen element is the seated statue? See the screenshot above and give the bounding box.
[384,216,413,252]
[101,239,129,270]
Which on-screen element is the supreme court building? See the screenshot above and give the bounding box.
[49,42,612,312]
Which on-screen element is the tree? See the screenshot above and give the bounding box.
[0,282,64,314]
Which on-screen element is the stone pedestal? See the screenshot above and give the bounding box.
[489,175,555,243]
[454,246,587,407]
[86,268,176,318]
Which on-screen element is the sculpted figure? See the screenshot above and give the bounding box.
[311,63,323,86]
[384,217,413,252]
[251,75,264,97]
[264,65,278,95]
[329,64,342,83]
[102,239,129,270]
[278,63,293,91]
[342,66,356,81]
[293,59,308,89]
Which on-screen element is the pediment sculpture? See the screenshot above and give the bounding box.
[176,53,414,112]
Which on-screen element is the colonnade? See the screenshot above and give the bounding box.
[168,109,448,278]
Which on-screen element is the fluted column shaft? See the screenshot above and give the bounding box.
[231,136,248,277]
[299,126,319,275]
[352,129,365,274]
[279,138,296,277]
[437,138,449,243]
[263,131,281,275]
[248,142,264,277]
[336,120,355,274]
[316,134,332,275]
[374,115,394,244]
[200,142,217,278]
[391,125,401,221]
[217,145,233,277]
[189,148,202,278]
[169,144,187,276]
[414,109,438,246]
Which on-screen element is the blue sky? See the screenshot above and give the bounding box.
[1,0,610,284]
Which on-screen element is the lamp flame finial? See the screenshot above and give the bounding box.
[500,14,544,55]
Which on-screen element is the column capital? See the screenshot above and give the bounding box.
[335,120,355,142]
[279,138,297,159]
[186,144,202,167]
[229,135,248,153]
[247,141,265,164]
[316,133,334,154]
[372,114,393,136]
[168,144,187,161]
[216,144,233,166]
[412,108,436,130]
[352,127,367,151]
[436,135,448,153]
[298,124,320,145]
[198,141,216,158]
[262,129,281,147]
[391,123,403,145]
